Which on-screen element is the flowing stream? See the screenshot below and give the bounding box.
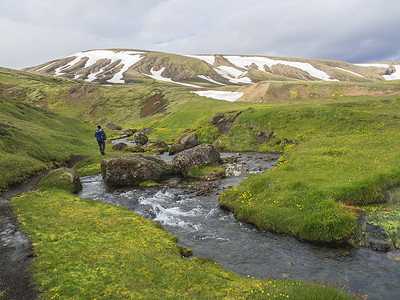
[79,152,400,299]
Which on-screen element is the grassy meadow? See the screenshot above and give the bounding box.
[10,171,353,299]
[2,66,399,298]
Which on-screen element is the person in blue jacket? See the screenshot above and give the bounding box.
[94,125,106,155]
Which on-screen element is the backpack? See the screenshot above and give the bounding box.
[100,130,107,141]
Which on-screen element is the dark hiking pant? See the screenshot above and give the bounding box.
[98,141,105,154]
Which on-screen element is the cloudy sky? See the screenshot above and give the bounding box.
[1,0,400,69]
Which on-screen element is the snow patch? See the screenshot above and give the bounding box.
[53,50,144,83]
[383,65,400,80]
[146,67,201,88]
[192,90,243,102]
[198,75,225,85]
[224,56,337,81]
[186,55,215,66]
[335,67,365,78]
[354,63,389,68]
[213,66,252,84]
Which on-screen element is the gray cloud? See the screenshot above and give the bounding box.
[1,0,400,69]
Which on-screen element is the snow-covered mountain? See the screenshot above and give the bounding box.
[23,49,400,86]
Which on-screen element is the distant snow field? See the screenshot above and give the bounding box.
[53,50,144,83]
[192,90,243,102]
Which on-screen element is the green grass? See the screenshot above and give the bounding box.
[0,91,125,191]
[219,95,400,242]
[11,185,353,299]
[0,96,94,191]
[187,164,226,179]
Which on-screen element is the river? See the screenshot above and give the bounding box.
[78,151,400,299]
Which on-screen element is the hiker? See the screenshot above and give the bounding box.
[95,125,107,155]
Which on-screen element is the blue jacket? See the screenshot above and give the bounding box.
[95,129,106,142]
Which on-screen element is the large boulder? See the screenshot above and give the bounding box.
[134,132,148,146]
[179,133,198,149]
[172,144,221,175]
[101,154,173,187]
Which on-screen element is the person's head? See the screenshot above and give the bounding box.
[97,125,101,129]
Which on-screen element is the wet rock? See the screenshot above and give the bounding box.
[172,144,221,175]
[169,144,185,155]
[149,140,169,154]
[179,133,198,149]
[369,239,393,252]
[355,221,395,252]
[101,154,173,187]
[112,142,128,151]
[224,164,249,177]
[105,123,122,130]
[134,132,148,146]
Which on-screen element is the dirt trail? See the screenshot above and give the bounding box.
[0,155,87,299]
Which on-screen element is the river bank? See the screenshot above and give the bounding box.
[79,152,400,299]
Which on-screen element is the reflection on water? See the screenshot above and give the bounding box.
[79,153,400,300]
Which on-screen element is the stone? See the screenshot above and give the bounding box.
[169,144,185,155]
[122,129,137,136]
[105,123,122,130]
[134,132,148,146]
[172,144,221,175]
[179,133,198,149]
[112,142,128,151]
[151,140,168,148]
[101,154,173,187]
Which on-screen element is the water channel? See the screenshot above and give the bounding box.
[79,150,400,299]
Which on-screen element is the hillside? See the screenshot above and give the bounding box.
[23,49,400,88]
[0,93,95,191]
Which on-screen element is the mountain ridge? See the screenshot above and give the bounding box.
[23,49,400,87]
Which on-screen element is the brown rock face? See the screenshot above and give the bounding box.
[172,144,221,175]
[101,154,172,187]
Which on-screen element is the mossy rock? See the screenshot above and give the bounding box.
[39,167,82,194]
[351,188,400,251]
[125,145,145,153]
